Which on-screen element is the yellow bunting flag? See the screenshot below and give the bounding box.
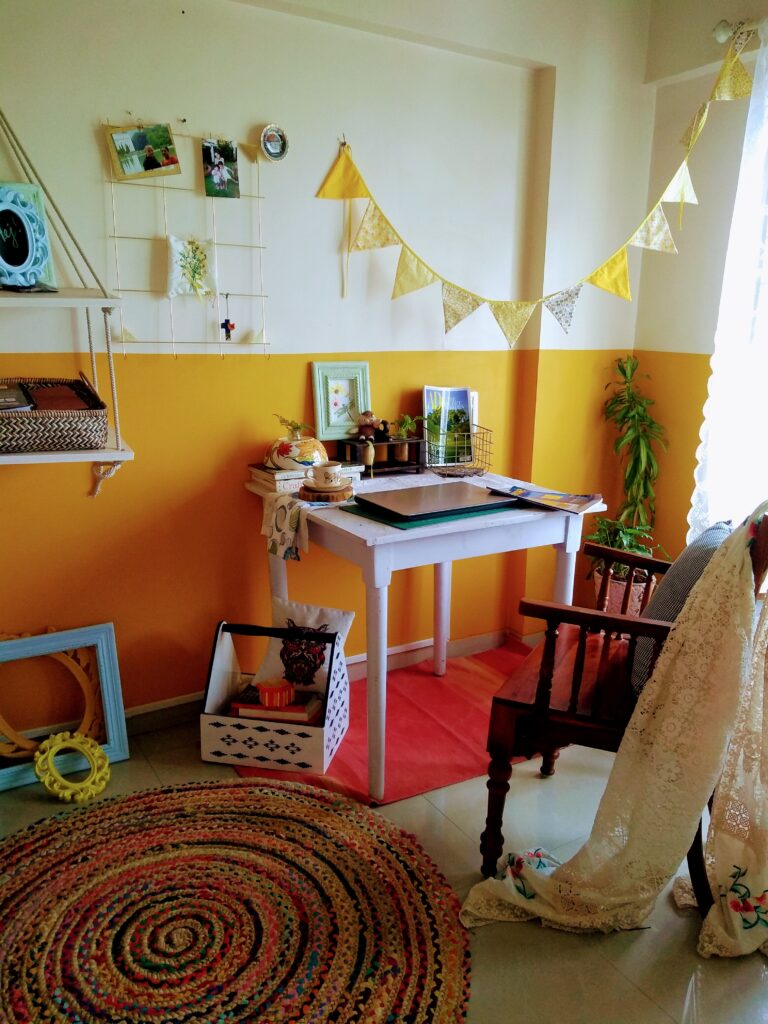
[391,247,439,298]
[711,51,753,101]
[442,282,483,334]
[351,202,400,251]
[544,284,582,334]
[681,103,709,152]
[629,204,678,254]
[586,247,631,301]
[316,147,371,199]
[488,300,537,348]
[661,161,698,205]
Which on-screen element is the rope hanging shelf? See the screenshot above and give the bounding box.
[0,105,132,495]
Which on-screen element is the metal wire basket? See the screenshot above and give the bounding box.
[425,423,492,477]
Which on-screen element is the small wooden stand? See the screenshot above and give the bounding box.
[337,438,425,475]
[298,483,354,503]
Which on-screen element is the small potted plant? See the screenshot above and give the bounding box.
[586,355,668,608]
[265,413,328,471]
[392,413,423,462]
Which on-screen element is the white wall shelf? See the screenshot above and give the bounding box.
[0,428,133,466]
[0,289,119,309]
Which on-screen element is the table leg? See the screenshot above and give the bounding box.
[268,553,289,601]
[366,582,389,802]
[434,561,452,676]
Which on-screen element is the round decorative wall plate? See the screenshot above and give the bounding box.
[0,184,52,288]
[260,124,289,162]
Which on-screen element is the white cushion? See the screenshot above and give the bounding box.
[253,597,354,687]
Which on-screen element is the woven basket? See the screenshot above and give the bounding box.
[0,374,108,454]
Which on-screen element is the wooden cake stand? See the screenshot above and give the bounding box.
[298,483,354,503]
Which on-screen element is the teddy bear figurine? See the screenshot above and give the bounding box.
[356,410,381,440]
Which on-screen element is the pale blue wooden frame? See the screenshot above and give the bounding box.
[312,360,371,440]
[0,622,129,792]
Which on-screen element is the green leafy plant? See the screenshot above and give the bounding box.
[603,355,666,528]
[586,356,668,576]
[274,413,313,439]
[392,413,423,438]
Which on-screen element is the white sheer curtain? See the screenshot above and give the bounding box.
[689,22,768,539]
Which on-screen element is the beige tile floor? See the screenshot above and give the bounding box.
[2,726,767,1024]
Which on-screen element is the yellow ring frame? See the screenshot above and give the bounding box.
[0,634,100,759]
[33,731,110,802]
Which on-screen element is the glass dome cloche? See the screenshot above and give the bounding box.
[265,414,328,471]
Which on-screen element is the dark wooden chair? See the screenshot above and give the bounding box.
[479,525,768,908]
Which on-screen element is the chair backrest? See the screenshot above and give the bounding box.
[585,542,671,616]
[751,513,768,594]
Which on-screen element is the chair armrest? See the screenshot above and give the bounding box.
[519,598,672,642]
[582,542,672,576]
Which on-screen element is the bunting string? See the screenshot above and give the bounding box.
[317,29,756,347]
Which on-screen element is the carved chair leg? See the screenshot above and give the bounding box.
[686,815,714,917]
[540,748,560,777]
[480,755,513,877]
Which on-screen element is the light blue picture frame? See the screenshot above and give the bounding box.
[0,623,129,792]
[0,182,57,290]
[312,360,371,440]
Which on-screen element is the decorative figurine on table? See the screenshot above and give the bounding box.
[373,419,391,443]
[356,410,380,440]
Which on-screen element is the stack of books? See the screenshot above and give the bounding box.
[248,462,365,493]
[229,684,323,724]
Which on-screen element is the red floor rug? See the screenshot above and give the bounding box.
[236,637,529,804]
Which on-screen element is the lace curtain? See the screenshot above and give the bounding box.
[689,22,768,540]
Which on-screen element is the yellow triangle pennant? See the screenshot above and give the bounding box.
[544,284,582,334]
[442,282,483,333]
[661,161,698,205]
[489,300,536,347]
[316,147,371,199]
[391,248,439,298]
[681,103,709,151]
[350,202,400,251]
[586,247,631,301]
[711,51,753,101]
[629,205,677,255]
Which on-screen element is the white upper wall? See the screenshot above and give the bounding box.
[0,0,655,353]
[647,0,768,82]
[634,69,749,354]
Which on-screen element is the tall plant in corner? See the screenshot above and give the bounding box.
[587,355,667,570]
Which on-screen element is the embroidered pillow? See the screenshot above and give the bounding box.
[631,520,733,695]
[253,597,354,688]
[167,235,217,298]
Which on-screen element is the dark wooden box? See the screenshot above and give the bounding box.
[337,438,426,475]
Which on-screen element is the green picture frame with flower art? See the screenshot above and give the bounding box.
[311,361,371,441]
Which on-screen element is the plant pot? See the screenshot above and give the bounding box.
[593,569,656,615]
[394,440,410,462]
[264,433,328,471]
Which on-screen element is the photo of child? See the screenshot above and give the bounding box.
[202,139,240,199]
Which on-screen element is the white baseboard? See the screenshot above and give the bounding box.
[125,630,527,730]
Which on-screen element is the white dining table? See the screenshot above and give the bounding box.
[246,470,602,801]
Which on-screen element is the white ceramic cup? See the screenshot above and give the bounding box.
[306,460,343,488]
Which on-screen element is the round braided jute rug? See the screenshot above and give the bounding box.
[0,779,470,1023]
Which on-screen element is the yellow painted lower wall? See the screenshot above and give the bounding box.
[1,349,520,719]
[0,346,711,723]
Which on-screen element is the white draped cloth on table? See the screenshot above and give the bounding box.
[461,503,768,958]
